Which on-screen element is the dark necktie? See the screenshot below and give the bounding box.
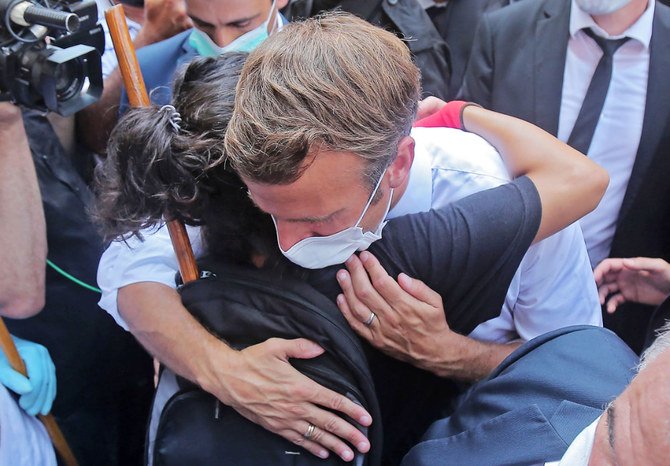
[567,30,630,155]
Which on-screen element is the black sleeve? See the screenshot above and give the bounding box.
[368,176,541,335]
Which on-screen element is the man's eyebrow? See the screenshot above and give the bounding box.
[606,403,616,452]
[285,209,344,224]
[188,13,261,29]
[225,13,261,27]
[245,191,344,224]
[188,13,214,28]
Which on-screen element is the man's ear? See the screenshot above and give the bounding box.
[277,0,290,9]
[388,136,414,189]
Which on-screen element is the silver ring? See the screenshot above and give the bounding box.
[303,423,316,440]
[364,312,376,326]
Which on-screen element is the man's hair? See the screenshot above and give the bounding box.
[224,11,421,187]
[638,319,670,371]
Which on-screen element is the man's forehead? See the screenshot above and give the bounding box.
[243,153,370,220]
[186,0,270,23]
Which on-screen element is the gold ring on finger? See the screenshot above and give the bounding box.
[303,423,316,440]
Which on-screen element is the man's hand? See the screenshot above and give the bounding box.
[335,252,518,381]
[334,252,479,379]
[119,283,371,462]
[202,338,372,462]
[595,257,670,313]
[0,336,56,416]
[134,0,193,48]
[335,252,453,376]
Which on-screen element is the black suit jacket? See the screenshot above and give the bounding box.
[283,0,452,99]
[459,0,670,353]
[427,0,515,99]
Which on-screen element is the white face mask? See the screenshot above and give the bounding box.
[575,0,632,15]
[188,0,279,57]
[273,172,393,269]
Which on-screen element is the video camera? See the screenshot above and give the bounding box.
[0,0,104,115]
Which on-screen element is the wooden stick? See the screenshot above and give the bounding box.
[0,319,78,466]
[105,5,199,284]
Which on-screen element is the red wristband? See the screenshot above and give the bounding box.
[414,100,480,130]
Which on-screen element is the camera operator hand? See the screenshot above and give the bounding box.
[0,102,47,318]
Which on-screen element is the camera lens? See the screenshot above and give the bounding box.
[53,59,83,101]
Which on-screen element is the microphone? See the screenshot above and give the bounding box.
[5,0,80,32]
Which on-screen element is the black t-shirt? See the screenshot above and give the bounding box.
[303,176,541,335]
[298,176,541,463]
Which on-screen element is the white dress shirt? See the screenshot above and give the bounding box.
[98,225,204,329]
[98,127,601,339]
[391,127,602,342]
[558,0,653,267]
[0,385,56,466]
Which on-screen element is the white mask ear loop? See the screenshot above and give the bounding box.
[266,0,280,35]
[354,169,387,227]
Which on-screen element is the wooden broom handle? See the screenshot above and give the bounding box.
[105,5,199,284]
[0,319,78,466]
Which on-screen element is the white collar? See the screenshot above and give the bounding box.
[569,0,655,47]
[546,416,600,466]
[387,133,433,220]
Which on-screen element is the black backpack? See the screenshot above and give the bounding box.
[150,260,382,466]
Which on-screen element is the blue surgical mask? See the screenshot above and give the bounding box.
[273,171,394,270]
[188,1,279,57]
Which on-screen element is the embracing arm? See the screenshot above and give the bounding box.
[461,105,609,242]
[0,103,46,318]
[337,106,607,381]
[118,282,371,461]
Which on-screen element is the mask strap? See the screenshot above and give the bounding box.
[355,169,387,227]
[266,0,279,35]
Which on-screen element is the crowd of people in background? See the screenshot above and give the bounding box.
[1,0,669,465]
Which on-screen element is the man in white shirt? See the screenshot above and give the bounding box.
[460,0,670,353]
[99,11,608,458]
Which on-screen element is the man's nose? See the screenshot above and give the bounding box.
[211,28,240,48]
[274,221,313,251]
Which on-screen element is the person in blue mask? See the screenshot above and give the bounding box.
[79,0,286,154]
[129,0,285,108]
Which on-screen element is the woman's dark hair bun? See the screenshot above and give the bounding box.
[93,53,248,242]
